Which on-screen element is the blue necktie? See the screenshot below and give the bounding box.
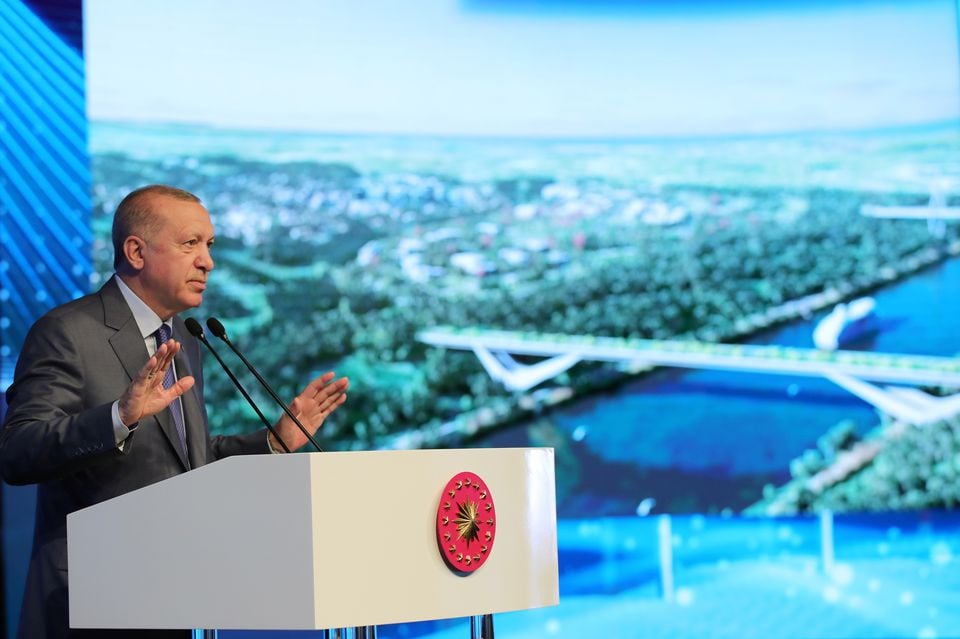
[155,324,189,459]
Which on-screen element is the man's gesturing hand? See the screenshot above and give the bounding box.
[118,339,195,427]
[270,372,349,452]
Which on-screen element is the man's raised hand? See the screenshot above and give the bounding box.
[270,372,349,452]
[118,339,195,427]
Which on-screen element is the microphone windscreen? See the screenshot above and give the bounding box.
[184,317,204,338]
[206,317,228,339]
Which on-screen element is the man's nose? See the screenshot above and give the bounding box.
[197,247,214,271]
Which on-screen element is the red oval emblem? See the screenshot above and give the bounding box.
[436,471,496,573]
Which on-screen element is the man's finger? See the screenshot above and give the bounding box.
[304,372,338,397]
[316,390,346,413]
[157,341,179,371]
[152,341,182,381]
[139,352,165,384]
[305,393,346,423]
[141,341,175,381]
[316,376,349,399]
[166,375,195,398]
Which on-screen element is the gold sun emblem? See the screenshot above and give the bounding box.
[454,499,481,546]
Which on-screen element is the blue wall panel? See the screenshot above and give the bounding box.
[0,1,88,636]
[0,0,90,389]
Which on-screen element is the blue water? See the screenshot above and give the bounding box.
[220,510,960,639]
[480,257,960,516]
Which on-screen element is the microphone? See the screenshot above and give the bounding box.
[184,317,291,453]
[206,317,323,452]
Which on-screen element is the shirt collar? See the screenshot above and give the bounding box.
[114,275,171,339]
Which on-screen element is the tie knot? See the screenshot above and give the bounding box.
[155,323,172,346]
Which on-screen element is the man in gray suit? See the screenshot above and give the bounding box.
[0,185,349,638]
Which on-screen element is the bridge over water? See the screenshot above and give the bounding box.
[418,327,960,424]
[419,326,960,387]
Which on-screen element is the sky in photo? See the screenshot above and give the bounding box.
[84,0,959,137]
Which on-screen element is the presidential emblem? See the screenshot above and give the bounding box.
[436,471,496,573]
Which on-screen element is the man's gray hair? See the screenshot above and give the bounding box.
[112,184,202,268]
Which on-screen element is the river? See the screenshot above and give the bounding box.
[477,256,960,516]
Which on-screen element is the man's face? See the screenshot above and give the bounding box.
[137,195,215,319]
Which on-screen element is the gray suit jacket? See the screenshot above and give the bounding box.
[0,277,269,639]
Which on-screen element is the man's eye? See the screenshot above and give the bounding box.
[185,239,198,246]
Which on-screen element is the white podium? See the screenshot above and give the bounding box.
[67,448,559,631]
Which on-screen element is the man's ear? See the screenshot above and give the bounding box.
[123,236,147,270]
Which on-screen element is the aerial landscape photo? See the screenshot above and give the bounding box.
[79,0,960,636]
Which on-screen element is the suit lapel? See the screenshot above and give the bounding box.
[103,279,150,384]
[101,278,190,471]
[153,397,189,471]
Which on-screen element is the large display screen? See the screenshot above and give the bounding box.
[82,1,960,636]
